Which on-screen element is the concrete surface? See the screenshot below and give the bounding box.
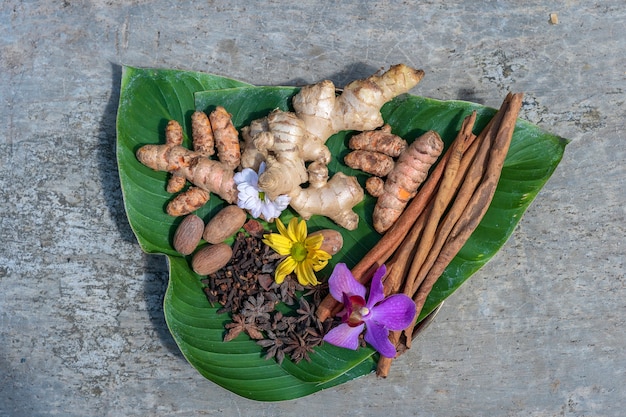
[1,1,624,416]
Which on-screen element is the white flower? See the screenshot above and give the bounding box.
[234,162,290,222]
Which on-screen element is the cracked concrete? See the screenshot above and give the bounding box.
[1,1,624,416]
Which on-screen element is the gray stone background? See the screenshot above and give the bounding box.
[1,1,624,416]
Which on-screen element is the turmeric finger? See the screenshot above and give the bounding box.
[365,176,385,197]
[166,187,210,216]
[165,120,183,146]
[348,124,407,157]
[166,175,187,193]
[209,106,240,170]
[191,111,215,157]
[373,130,444,233]
[344,150,395,177]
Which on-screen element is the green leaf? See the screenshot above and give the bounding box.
[117,66,568,401]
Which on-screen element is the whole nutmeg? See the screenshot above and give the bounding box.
[203,205,247,244]
[309,229,343,255]
[173,214,204,255]
[191,243,233,275]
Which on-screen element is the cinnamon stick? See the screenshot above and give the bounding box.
[401,111,477,299]
[411,93,523,316]
[377,93,523,377]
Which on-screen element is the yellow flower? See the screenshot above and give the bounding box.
[262,218,331,286]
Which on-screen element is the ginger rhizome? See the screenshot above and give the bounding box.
[240,64,425,229]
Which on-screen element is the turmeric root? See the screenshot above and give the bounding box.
[191,110,215,157]
[164,120,187,193]
[167,187,210,216]
[365,176,385,197]
[136,117,238,215]
[373,130,444,233]
[344,150,395,177]
[348,124,407,157]
[209,106,240,170]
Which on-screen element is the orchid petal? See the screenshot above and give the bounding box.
[328,263,366,302]
[366,264,387,308]
[364,322,396,358]
[369,294,417,331]
[323,323,365,351]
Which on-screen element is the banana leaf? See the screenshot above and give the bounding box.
[116,66,567,401]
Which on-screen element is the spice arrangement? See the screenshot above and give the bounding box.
[117,65,567,400]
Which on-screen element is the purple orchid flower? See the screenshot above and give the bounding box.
[323,263,417,358]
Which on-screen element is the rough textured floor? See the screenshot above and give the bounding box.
[1,1,624,416]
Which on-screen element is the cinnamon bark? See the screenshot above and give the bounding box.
[376,93,523,377]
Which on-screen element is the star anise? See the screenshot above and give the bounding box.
[296,298,316,327]
[223,314,264,342]
[282,333,314,364]
[257,331,287,364]
[241,293,274,323]
[277,276,304,305]
[303,281,329,305]
[302,326,324,347]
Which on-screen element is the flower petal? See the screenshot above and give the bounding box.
[304,233,324,250]
[323,323,365,351]
[366,264,387,308]
[286,217,301,242]
[274,257,297,284]
[295,260,318,286]
[262,234,293,256]
[273,195,290,211]
[233,167,258,186]
[328,263,366,302]
[294,218,307,242]
[369,294,417,331]
[363,321,396,358]
[310,253,329,272]
[275,218,288,238]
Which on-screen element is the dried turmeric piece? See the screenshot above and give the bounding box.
[167,187,210,217]
[365,176,385,197]
[344,150,395,177]
[164,120,187,193]
[191,110,215,157]
[136,116,238,216]
[348,124,407,157]
[373,130,444,233]
[209,106,240,170]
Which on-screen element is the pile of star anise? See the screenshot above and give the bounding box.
[201,222,335,364]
